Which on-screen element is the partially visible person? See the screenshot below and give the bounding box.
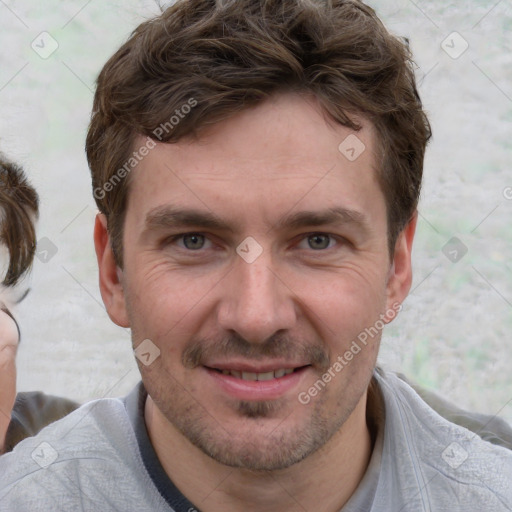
[0,155,78,454]
[0,306,19,452]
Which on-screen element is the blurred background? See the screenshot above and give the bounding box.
[0,0,511,422]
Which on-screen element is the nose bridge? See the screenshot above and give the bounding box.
[218,250,295,342]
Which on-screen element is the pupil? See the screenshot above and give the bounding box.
[309,235,329,250]
[184,234,204,250]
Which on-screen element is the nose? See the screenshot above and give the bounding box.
[216,251,297,344]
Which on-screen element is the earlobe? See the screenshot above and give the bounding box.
[93,213,130,328]
[384,212,417,321]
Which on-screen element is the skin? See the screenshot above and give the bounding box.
[0,306,19,453]
[95,92,416,512]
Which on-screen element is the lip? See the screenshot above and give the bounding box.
[205,360,308,373]
[204,364,310,401]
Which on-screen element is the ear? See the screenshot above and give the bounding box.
[94,213,130,328]
[384,212,417,321]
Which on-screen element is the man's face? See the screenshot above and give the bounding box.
[98,93,413,471]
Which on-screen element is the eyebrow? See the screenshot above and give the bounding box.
[143,206,370,234]
[274,207,370,233]
[144,207,235,233]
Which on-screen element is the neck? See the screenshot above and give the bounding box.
[145,390,376,512]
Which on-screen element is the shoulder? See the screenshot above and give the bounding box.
[397,372,512,450]
[13,391,79,417]
[4,391,79,452]
[1,396,130,472]
[0,396,149,508]
[0,385,171,511]
[376,369,512,509]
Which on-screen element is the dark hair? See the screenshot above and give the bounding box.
[0,155,39,287]
[86,0,431,266]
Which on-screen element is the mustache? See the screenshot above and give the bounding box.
[182,332,330,371]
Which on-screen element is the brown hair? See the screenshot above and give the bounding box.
[0,155,39,287]
[86,0,431,267]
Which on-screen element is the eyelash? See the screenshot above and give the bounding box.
[164,232,346,253]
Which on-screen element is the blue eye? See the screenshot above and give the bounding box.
[298,234,337,250]
[308,234,332,250]
[181,233,207,250]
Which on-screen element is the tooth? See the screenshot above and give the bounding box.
[222,369,295,380]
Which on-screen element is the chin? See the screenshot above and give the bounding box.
[194,417,332,471]
[162,393,340,472]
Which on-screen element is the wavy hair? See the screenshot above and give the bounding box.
[87,0,431,266]
[0,155,39,287]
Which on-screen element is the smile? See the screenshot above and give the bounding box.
[204,364,310,401]
[215,368,296,381]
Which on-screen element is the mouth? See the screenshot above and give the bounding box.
[204,364,311,401]
[212,367,301,381]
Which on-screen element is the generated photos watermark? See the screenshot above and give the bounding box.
[298,301,402,405]
[93,98,198,200]
[134,339,161,366]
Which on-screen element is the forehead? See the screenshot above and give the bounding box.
[126,93,384,229]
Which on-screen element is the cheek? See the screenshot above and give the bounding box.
[292,265,388,349]
[0,313,19,349]
[125,260,219,345]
